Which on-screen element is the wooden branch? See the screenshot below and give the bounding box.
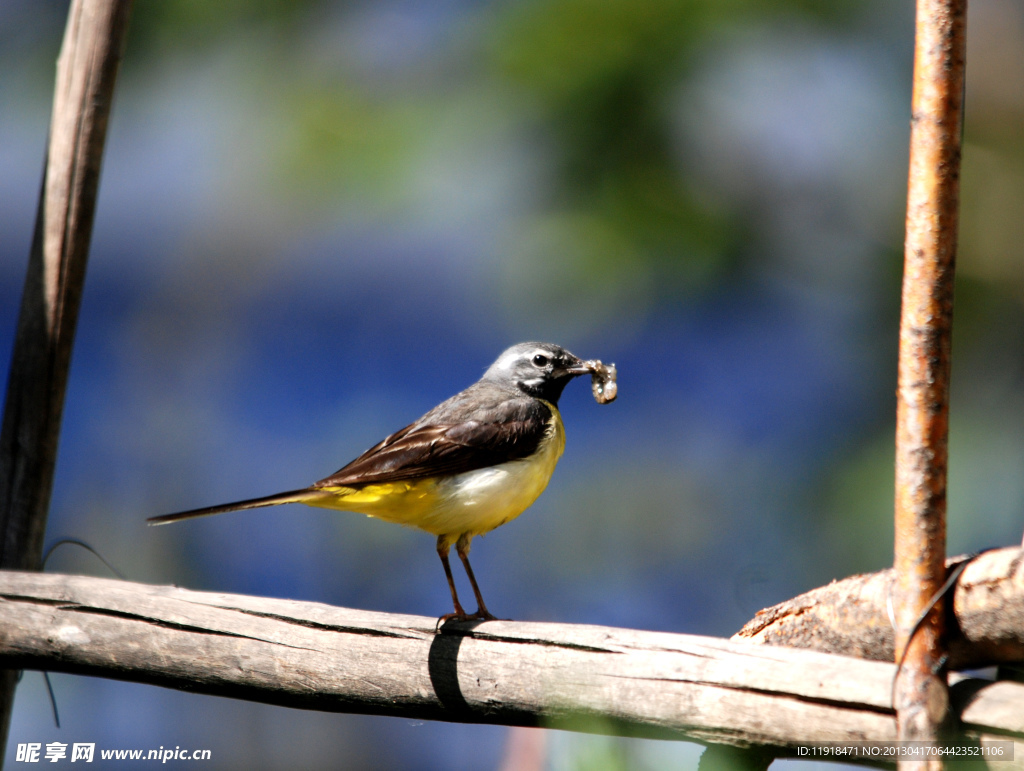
[0,572,1022,762]
[735,548,1024,671]
[894,0,967,759]
[0,0,133,757]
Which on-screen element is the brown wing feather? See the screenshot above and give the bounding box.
[315,389,551,488]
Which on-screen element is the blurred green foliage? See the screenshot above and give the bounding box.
[127,0,324,53]
[120,0,864,297]
[487,0,852,288]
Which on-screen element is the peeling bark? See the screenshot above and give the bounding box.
[735,548,1024,671]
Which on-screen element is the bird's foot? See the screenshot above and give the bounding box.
[435,608,504,632]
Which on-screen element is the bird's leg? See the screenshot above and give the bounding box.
[456,534,498,621]
[436,536,469,625]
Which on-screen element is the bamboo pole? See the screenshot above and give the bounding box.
[0,0,133,760]
[1,572,1022,764]
[893,0,967,766]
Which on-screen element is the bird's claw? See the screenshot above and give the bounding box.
[435,608,503,632]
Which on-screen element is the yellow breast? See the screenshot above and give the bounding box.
[309,406,566,539]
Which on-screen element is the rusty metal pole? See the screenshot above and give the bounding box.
[893,0,966,767]
[0,0,133,762]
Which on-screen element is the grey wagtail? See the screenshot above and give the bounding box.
[149,342,616,622]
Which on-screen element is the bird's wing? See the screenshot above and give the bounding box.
[315,398,552,487]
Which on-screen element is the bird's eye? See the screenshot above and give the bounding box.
[532,354,549,368]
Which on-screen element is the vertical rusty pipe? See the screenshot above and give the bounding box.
[894,0,966,764]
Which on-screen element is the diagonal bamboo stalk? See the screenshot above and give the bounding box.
[894,0,967,765]
[0,0,133,760]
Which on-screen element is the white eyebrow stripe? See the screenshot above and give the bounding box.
[496,352,520,370]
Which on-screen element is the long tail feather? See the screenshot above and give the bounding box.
[147,489,331,525]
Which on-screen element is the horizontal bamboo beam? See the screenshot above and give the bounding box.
[1,571,1022,761]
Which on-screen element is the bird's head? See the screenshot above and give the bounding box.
[482,342,590,404]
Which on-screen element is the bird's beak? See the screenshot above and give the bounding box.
[562,357,593,377]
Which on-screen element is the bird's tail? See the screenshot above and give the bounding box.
[147,488,333,526]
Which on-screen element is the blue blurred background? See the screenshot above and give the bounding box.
[3,0,1024,768]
